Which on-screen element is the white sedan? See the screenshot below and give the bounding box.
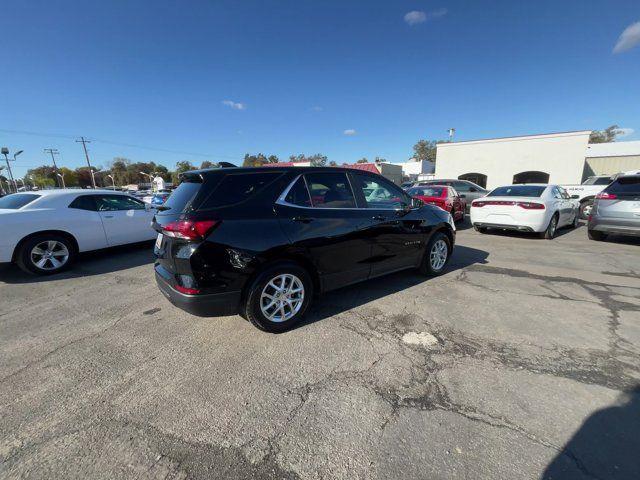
[0,190,156,275]
[470,184,579,239]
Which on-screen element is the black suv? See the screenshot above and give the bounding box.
[153,167,456,332]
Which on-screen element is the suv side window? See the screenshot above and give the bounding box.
[96,195,146,211]
[352,173,411,209]
[283,176,312,207]
[304,172,356,208]
[69,195,97,211]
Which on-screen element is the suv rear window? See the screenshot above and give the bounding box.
[160,181,201,213]
[0,193,40,209]
[200,172,282,209]
[606,177,640,196]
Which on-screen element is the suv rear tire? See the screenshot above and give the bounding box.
[16,233,75,275]
[588,229,607,241]
[243,261,314,333]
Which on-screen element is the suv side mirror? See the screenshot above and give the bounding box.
[570,194,579,199]
[459,194,466,199]
[412,197,424,208]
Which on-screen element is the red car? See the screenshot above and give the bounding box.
[407,185,466,222]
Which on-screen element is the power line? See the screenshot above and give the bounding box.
[0,128,238,160]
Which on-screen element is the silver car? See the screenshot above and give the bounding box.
[588,173,640,241]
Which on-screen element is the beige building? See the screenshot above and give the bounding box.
[584,141,640,177]
[435,131,592,189]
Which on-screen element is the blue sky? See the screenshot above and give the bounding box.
[1,0,639,177]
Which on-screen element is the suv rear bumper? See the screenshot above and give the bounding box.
[155,269,241,317]
[588,218,640,237]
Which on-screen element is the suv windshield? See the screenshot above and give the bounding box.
[0,193,41,209]
[605,177,640,196]
[488,185,546,197]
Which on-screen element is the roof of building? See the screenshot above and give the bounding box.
[585,140,640,158]
[436,130,592,147]
[340,163,380,174]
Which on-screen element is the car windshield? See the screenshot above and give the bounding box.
[488,186,546,197]
[605,177,640,196]
[583,176,612,185]
[408,187,444,197]
[0,193,41,209]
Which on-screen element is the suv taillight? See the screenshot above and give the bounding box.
[162,220,218,240]
[595,192,617,200]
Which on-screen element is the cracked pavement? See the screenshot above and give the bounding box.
[1,224,639,479]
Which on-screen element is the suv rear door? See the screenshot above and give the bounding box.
[275,172,373,291]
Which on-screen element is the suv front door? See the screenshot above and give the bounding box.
[350,172,426,277]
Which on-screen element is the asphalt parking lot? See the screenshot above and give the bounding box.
[1,221,639,480]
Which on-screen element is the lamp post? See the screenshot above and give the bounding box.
[56,173,66,189]
[140,171,157,192]
[107,174,116,190]
[29,175,38,190]
[16,178,25,191]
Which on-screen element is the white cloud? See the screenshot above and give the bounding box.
[222,100,246,110]
[404,11,427,25]
[344,129,357,136]
[613,21,640,53]
[617,127,634,137]
[404,8,447,26]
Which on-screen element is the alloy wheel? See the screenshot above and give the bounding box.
[260,273,305,323]
[30,240,70,271]
[430,239,448,271]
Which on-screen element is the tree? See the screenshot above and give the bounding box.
[172,160,196,184]
[356,158,369,163]
[200,161,216,169]
[57,167,78,187]
[374,156,387,163]
[589,125,622,144]
[329,161,338,166]
[412,139,449,163]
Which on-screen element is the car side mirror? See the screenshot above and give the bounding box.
[411,197,424,208]
[459,194,466,198]
[570,194,579,199]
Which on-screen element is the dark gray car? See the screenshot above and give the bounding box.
[416,179,488,212]
[588,173,640,241]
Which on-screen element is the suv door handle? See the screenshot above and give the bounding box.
[292,216,313,223]
[372,215,386,221]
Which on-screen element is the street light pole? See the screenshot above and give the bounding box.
[56,173,66,189]
[76,137,96,188]
[107,174,116,190]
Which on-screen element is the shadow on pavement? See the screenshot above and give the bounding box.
[0,241,155,284]
[301,244,489,327]
[542,386,640,480]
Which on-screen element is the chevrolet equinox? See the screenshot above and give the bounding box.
[153,167,456,332]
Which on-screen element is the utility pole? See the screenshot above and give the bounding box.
[1,147,16,193]
[44,148,61,188]
[76,137,96,188]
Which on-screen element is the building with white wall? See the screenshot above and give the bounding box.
[435,131,592,189]
[389,160,435,181]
